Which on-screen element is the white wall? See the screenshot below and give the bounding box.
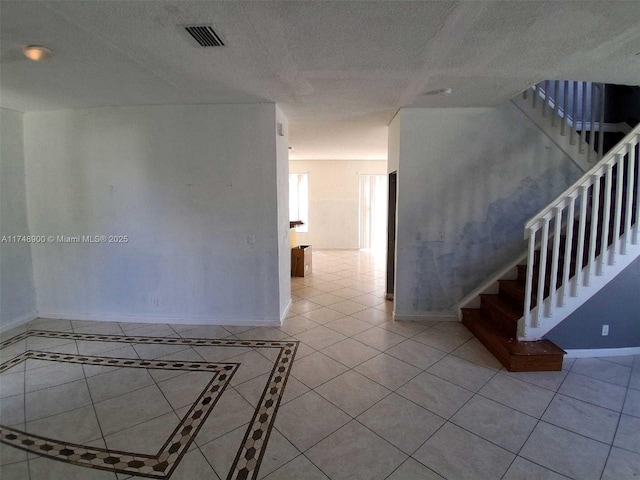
[0,108,37,329]
[289,160,387,249]
[275,107,291,318]
[23,104,286,325]
[393,102,583,319]
[387,113,400,175]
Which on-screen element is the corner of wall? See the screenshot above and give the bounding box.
[0,108,37,331]
[275,105,292,318]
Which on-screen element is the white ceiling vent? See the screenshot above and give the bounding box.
[184,25,225,47]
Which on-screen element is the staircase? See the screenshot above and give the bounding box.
[461,82,640,372]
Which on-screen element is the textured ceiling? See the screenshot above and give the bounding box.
[1,1,639,160]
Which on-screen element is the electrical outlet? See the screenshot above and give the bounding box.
[602,324,609,336]
[247,234,256,245]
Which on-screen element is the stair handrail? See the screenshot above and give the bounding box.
[522,123,640,335]
[525,124,640,231]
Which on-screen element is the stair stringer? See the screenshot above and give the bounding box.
[520,237,640,340]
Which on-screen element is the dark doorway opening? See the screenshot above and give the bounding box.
[385,171,397,300]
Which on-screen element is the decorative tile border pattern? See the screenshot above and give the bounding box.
[0,329,299,480]
[1,360,235,478]
[0,349,233,374]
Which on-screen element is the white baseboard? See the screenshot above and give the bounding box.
[393,312,458,323]
[280,300,293,324]
[0,311,38,333]
[564,347,640,359]
[37,312,281,327]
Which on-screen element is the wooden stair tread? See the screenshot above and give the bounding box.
[461,308,564,372]
[498,279,526,302]
[480,293,522,320]
[508,339,566,356]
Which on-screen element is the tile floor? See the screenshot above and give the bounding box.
[1,249,639,480]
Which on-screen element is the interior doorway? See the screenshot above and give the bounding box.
[358,174,388,251]
[385,171,397,300]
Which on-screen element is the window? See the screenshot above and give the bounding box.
[289,173,309,233]
[359,174,388,251]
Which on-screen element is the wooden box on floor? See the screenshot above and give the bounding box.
[291,245,312,277]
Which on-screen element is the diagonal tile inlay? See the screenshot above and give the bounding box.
[0,330,299,480]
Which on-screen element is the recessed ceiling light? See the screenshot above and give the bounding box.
[22,45,53,61]
[422,87,453,96]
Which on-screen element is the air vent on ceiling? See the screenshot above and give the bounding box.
[184,25,225,47]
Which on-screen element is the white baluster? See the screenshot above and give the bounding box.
[552,81,559,127]
[537,217,550,319]
[561,195,576,304]
[570,81,578,145]
[598,84,605,159]
[561,81,569,136]
[624,142,636,253]
[634,138,640,245]
[532,84,538,109]
[580,82,588,154]
[549,206,563,313]
[523,227,537,330]
[599,164,613,274]
[589,84,597,163]
[542,81,550,118]
[586,175,601,285]
[612,153,625,263]
[574,185,589,295]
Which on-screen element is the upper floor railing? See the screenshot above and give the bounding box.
[523,81,606,164]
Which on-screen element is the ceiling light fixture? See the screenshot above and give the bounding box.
[422,87,453,96]
[22,45,53,61]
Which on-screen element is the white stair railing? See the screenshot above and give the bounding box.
[523,81,606,163]
[521,123,640,340]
